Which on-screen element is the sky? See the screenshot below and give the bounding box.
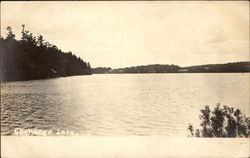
[1,1,249,68]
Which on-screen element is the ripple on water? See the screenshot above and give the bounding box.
[1,74,249,136]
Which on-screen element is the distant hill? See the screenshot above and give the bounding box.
[0,25,91,82]
[92,62,250,74]
[182,62,250,73]
[109,64,180,73]
[92,67,112,74]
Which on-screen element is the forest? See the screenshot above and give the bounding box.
[0,25,91,82]
[91,67,112,74]
[1,25,249,82]
[182,62,250,73]
[92,62,250,74]
[108,64,180,73]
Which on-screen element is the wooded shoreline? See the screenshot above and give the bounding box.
[92,62,250,74]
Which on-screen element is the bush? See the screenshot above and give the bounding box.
[188,104,250,137]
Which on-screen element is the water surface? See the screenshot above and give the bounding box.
[1,73,249,136]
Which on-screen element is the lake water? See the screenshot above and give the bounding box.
[1,73,249,136]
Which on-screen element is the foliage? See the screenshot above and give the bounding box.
[92,67,112,74]
[188,104,250,137]
[93,62,250,74]
[110,64,181,73]
[0,25,91,82]
[182,62,250,73]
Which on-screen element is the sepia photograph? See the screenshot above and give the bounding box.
[1,1,249,157]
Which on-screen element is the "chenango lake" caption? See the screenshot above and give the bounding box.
[14,128,77,136]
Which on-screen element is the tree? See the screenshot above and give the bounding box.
[21,24,25,40]
[20,25,36,45]
[1,25,92,82]
[188,104,250,137]
[6,26,15,39]
[37,35,44,46]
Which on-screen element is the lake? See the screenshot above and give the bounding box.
[1,73,249,136]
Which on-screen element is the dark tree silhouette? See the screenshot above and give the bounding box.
[100,62,250,74]
[188,104,250,137]
[92,67,112,74]
[109,64,181,73]
[181,62,250,73]
[0,25,91,82]
[6,26,15,39]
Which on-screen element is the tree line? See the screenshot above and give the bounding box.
[0,25,91,82]
[92,62,250,74]
[91,67,112,74]
[182,62,250,73]
[92,64,181,74]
